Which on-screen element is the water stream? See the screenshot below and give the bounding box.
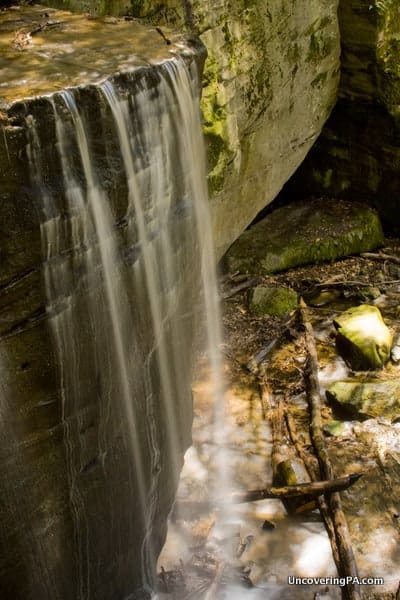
[26,57,225,598]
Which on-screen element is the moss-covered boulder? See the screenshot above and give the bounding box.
[248,285,297,317]
[225,199,384,275]
[326,380,400,421]
[334,305,392,371]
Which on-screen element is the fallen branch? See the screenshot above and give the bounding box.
[221,277,259,299]
[299,297,361,600]
[155,26,171,45]
[29,20,64,35]
[360,251,400,265]
[286,410,342,574]
[229,473,362,503]
[173,473,362,516]
[246,315,296,374]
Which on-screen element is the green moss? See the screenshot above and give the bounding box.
[249,285,298,317]
[311,71,328,87]
[307,30,334,63]
[226,199,384,275]
[204,131,225,171]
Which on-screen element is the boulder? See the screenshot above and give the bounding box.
[225,198,384,275]
[248,285,297,317]
[333,305,392,371]
[326,380,400,421]
[48,0,341,257]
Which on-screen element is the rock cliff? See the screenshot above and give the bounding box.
[0,8,206,598]
[41,0,341,256]
[283,1,400,228]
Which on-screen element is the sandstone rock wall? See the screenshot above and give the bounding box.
[132,0,341,256]
[41,0,341,256]
[283,1,400,228]
[0,12,204,597]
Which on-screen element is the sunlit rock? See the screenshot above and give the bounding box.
[225,198,384,275]
[333,304,392,371]
[327,379,400,421]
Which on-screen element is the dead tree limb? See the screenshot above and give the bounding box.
[173,473,362,516]
[286,410,342,574]
[246,314,296,374]
[299,297,361,600]
[360,251,400,265]
[221,277,259,299]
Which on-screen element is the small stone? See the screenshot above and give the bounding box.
[248,285,297,317]
[360,286,381,300]
[391,344,400,363]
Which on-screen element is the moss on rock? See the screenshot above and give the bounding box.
[327,379,400,421]
[248,285,297,317]
[226,198,384,275]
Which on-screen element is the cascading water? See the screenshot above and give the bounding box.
[25,56,225,599]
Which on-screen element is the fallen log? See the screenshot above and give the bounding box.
[229,473,362,503]
[172,473,362,516]
[299,298,361,600]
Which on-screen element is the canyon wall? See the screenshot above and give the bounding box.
[283,1,400,228]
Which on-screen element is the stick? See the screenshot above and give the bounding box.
[222,277,259,299]
[360,251,400,265]
[229,473,362,503]
[173,473,362,516]
[155,26,171,45]
[299,298,361,600]
[246,315,296,374]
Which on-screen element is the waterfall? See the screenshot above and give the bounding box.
[26,57,222,598]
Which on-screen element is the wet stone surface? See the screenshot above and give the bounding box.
[0,4,193,106]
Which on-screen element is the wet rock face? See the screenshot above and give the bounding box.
[283,1,400,227]
[41,0,341,256]
[0,15,205,599]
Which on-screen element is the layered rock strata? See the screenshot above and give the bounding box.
[0,7,205,599]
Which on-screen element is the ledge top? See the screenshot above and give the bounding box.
[0,5,192,107]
